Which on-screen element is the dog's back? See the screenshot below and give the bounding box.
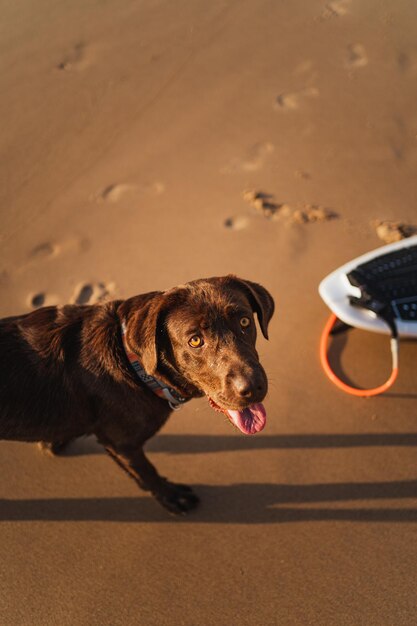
[0,306,92,442]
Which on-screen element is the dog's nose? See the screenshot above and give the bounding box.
[233,375,263,399]
[233,376,252,398]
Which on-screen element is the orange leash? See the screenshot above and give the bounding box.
[320,313,399,397]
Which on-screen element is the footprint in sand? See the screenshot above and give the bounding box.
[72,282,115,305]
[275,87,319,111]
[225,191,339,232]
[222,142,274,174]
[96,184,136,204]
[56,42,91,71]
[30,294,46,308]
[223,215,250,231]
[29,242,58,261]
[11,241,59,277]
[398,49,417,74]
[346,44,368,68]
[320,0,351,19]
[292,205,339,224]
[224,203,338,230]
[372,220,417,244]
[95,181,165,204]
[224,189,284,231]
[242,189,287,219]
[24,239,90,272]
[28,293,59,309]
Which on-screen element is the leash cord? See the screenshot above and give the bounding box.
[319,313,399,397]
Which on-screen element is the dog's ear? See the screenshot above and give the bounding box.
[120,291,167,376]
[227,277,275,339]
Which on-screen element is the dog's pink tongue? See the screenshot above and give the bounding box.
[226,403,266,435]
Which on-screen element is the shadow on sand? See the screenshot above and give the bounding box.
[54,431,417,457]
[1,430,416,523]
[0,480,416,524]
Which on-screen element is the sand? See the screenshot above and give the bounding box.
[1,0,417,624]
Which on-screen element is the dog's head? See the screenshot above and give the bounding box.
[122,276,274,434]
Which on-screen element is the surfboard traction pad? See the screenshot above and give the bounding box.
[319,236,417,337]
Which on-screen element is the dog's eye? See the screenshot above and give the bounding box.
[240,316,251,328]
[189,335,203,348]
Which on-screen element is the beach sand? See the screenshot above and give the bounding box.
[1,1,416,624]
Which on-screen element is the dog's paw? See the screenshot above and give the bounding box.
[154,482,200,515]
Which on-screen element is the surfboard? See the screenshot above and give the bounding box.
[319,235,417,337]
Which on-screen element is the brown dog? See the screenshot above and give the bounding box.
[0,276,274,514]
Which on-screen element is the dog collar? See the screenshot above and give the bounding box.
[120,321,188,410]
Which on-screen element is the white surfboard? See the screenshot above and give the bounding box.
[319,235,417,337]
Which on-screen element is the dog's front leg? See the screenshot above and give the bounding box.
[103,443,199,515]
